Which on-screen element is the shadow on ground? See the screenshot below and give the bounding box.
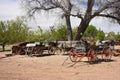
[84,58,116,65]
[0,53,13,59]
[65,58,116,67]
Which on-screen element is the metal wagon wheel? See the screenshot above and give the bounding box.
[69,48,86,62]
[102,47,112,61]
[69,52,79,62]
[87,49,97,62]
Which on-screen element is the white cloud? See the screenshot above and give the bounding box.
[0,0,23,20]
[27,13,57,30]
[90,17,120,33]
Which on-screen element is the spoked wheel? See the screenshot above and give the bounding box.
[69,52,79,62]
[33,48,43,56]
[102,47,112,61]
[25,47,34,57]
[69,52,86,62]
[69,52,78,62]
[87,49,97,62]
[48,47,55,54]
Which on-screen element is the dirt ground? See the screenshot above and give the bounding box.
[0,51,120,80]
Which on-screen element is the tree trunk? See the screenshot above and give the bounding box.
[74,20,90,40]
[2,44,5,51]
[0,43,5,52]
[74,0,95,40]
[65,15,73,41]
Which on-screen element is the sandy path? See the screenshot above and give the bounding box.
[0,51,120,80]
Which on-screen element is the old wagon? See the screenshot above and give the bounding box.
[25,42,56,56]
[12,41,56,56]
[12,42,29,55]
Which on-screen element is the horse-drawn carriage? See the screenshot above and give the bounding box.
[68,40,113,63]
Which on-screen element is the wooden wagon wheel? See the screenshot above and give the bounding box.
[17,47,26,55]
[102,47,112,61]
[12,46,18,55]
[34,48,44,56]
[48,46,55,54]
[14,46,23,55]
[25,47,34,56]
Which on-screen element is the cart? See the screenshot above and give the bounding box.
[12,42,29,55]
[69,46,98,63]
[25,42,55,56]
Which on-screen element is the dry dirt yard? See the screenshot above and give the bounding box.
[0,51,120,80]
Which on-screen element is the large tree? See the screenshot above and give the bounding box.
[74,0,120,40]
[21,0,73,41]
[22,0,120,40]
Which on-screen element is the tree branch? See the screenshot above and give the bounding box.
[28,6,58,16]
[84,0,95,20]
[97,14,120,22]
[70,13,84,20]
[93,1,120,17]
[51,0,67,13]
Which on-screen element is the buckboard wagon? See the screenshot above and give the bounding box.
[69,46,98,63]
[25,42,55,56]
[12,42,56,56]
[62,41,113,65]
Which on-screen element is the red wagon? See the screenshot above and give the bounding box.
[69,46,98,63]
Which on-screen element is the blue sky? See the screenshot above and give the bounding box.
[0,0,120,33]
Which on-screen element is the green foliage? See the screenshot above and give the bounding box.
[83,25,98,38]
[72,28,77,38]
[0,21,9,44]
[95,29,105,41]
[50,25,67,40]
[7,17,29,43]
[28,25,68,42]
[105,32,116,40]
[0,16,29,44]
[25,26,51,42]
[30,26,44,41]
[55,25,67,40]
[115,32,120,40]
